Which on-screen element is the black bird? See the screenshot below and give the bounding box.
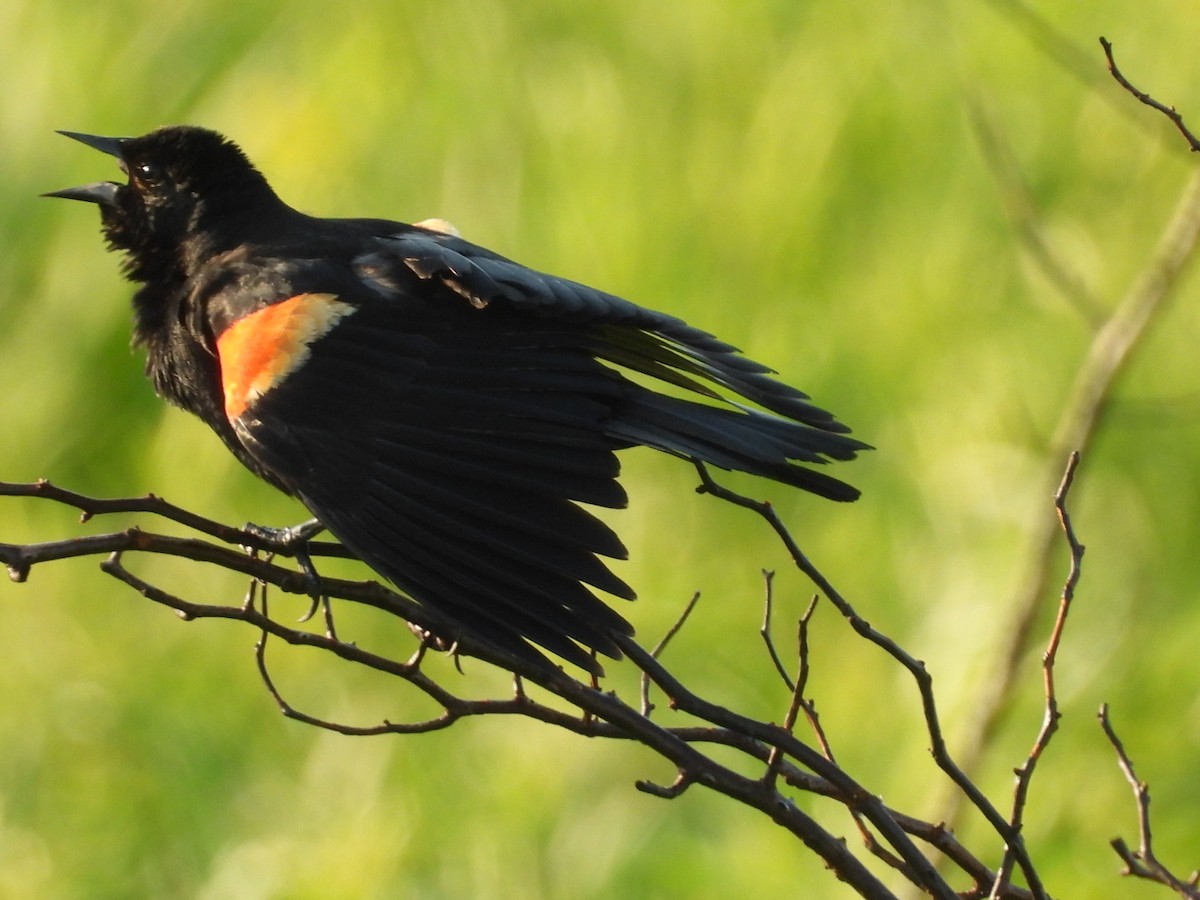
[48,126,867,674]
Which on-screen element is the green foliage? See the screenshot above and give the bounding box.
[2,2,1199,897]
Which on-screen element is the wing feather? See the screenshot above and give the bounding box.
[218,227,865,672]
[229,292,636,672]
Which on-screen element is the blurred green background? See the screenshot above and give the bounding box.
[3,1,1199,897]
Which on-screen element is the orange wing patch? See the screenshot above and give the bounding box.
[216,293,355,420]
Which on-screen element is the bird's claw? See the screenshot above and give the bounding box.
[242,518,338,639]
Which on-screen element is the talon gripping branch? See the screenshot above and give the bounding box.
[49,126,867,673]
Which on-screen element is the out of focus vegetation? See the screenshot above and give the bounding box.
[2,2,1199,897]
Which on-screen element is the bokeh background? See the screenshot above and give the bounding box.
[3,2,1199,897]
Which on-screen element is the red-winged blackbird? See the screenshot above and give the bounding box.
[48,126,867,674]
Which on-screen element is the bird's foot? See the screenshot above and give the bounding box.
[242,518,337,638]
[242,517,326,551]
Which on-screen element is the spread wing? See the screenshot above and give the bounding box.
[355,231,857,435]
[354,231,869,499]
[213,228,867,673]
[219,280,639,673]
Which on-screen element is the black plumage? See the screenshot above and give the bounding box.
[48,126,867,673]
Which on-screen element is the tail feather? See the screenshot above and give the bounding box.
[607,393,868,502]
[594,325,849,432]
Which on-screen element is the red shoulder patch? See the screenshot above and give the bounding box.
[216,293,355,420]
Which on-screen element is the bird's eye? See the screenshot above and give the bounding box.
[131,159,162,186]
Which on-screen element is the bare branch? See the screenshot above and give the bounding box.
[763,595,817,790]
[640,590,701,716]
[1100,37,1200,152]
[4,480,918,897]
[0,479,353,561]
[1,467,1121,899]
[990,452,1084,898]
[690,463,1046,900]
[1099,705,1200,899]
[759,569,797,691]
[635,770,694,799]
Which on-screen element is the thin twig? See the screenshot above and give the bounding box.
[1099,705,1200,899]
[763,596,817,790]
[1100,38,1200,152]
[794,596,819,731]
[990,452,1084,899]
[635,769,694,799]
[981,3,1193,157]
[759,569,796,690]
[640,590,701,716]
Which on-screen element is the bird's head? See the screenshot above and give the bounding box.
[47,126,278,282]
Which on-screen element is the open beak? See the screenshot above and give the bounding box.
[44,181,121,206]
[44,130,130,207]
[56,130,128,158]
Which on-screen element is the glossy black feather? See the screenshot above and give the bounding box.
[51,125,869,674]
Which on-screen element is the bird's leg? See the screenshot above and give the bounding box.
[241,518,336,637]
